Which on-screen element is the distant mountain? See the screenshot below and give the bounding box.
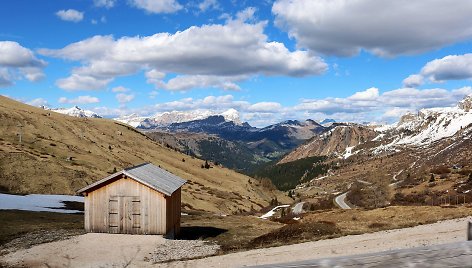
[114,108,242,129]
[146,131,267,173]
[373,94,472,152]
[320,118,336,126]
[279,123,378,163]
[43,106,102,118]
[158,118,327,161]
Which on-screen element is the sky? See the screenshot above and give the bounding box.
[1,0,472,127]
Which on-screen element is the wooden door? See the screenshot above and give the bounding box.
[108,196,141,234]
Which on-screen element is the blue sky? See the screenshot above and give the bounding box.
[1,0,472,126]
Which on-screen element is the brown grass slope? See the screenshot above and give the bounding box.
[279,124,377,164]
[0,96,289,213]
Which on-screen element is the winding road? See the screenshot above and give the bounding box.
[292,202,305,214]
[334,192,351,209]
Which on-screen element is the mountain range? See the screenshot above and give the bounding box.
[30,95,472,195]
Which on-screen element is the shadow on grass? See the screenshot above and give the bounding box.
[177,226,227,240]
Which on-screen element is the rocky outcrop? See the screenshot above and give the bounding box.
[279,124,377,164]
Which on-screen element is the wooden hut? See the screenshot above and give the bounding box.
[77,163,186,236]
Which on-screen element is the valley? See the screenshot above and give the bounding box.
[3,95,472,267]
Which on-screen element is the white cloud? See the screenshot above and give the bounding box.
[154,94,249,112]
[248,102,282,112]
[272,0,472,57]
[111,86,130,93]
[56,74,111,91]
[0,68,12,87]
[295,87,472,118]
[40,14,327,91]
[145,69,166,84]
[421,54,472,82]
[56,9,84,22]
[94,0,116,8]
[403,74,424,88]
[129,0,183,14]
[27,98,49,107]
[347,87,379,101]
[58,95,100,104]
[155,75,243,91]
[198,0,219,12]
[0,41,47,87]
[115,93,135,104]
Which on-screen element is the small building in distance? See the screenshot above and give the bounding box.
[77,163,186,236]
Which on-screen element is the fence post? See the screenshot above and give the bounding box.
[468,222,472,241]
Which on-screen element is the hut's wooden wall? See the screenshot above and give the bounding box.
[166,188,181,235]
[84,175,181,235]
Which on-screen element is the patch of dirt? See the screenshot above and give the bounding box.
[249,221,339,248]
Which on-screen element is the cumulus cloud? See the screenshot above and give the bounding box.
[293,86,472,121]
[116,93,135,104]
[272,0,472,57]
[129,0,183,14]
[94,0,116,8]
[421,54,472,82]
[27,98,49,107]
[155,75,244,91]
[248,102,282,112]
[0,41,47,87]
[154,94,249,112]
[403,74,424,88]
[56,74,111,91]
[58,95,100,104]
[39,10,327,91]
[56,9,84,22]
[0,68,12,87]
[347,87,379,101]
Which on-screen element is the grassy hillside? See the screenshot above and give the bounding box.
[146,131,269,173]
[0,96,290,213]
[253,156,329,190]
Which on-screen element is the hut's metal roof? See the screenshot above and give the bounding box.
[77,163,187,196]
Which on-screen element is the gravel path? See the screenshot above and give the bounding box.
[151,240,219,263]
[2,217,471,267]
[1,233,219,268]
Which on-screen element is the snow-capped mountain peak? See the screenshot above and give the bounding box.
[221,108,242,125]
[114,109,243,129]
[373,95,472,152]
[44,106,102,118]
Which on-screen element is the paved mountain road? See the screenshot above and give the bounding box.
[292,202,305,214]
[334,192,351,209]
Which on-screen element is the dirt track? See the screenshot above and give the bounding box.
[2,217,471,267]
